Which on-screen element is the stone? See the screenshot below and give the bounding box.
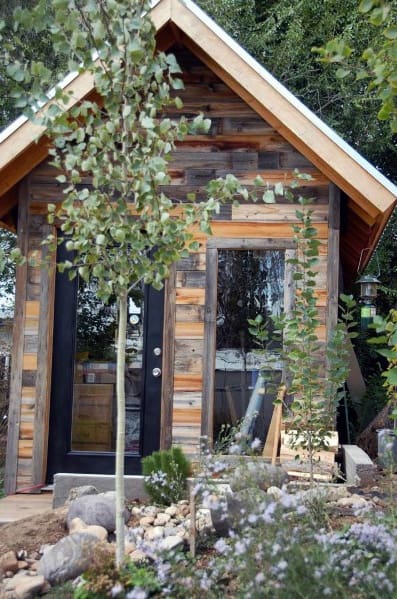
[336,494,373,509]
[0,551,18,575]
[129,550,149,564]
[267,486,283,500]
[139,516,155,527]
[165,506,178,517]
[38,533,101,585]
[196,508,212,532]
[144,526,164,541]
[66,493,130,532]
[4,571,46,599]
[159,535,184,551]
[154,513,171,526]
[66,485,99,505]
[68,517,108,542]
[229,461,288,492]
[124,542,137,555]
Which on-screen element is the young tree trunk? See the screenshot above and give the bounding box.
[115,289,128,568]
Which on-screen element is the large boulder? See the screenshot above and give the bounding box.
[38,533,101,585]
[66,492,130,532]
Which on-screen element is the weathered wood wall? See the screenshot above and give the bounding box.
[6,46,335,491]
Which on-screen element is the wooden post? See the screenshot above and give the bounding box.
[4,179,30,494]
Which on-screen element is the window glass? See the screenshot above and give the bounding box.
[71,279,144,453]
[214,249,284,451]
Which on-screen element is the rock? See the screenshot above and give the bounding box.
[196,508,212,532]
[336,494,373,509]
[66,493,130,532]
[139,516,155,527]
[267,486,283,500]
[0,551,18,575]
[159,535,184,551]
[66,485,99,505]
[154,513,171,526]
[17,561,28,570]
[229,462,288,492]
[124,542,137,555]
[38,533,101,585]
[3,572,46,599]
[145,526,164,541]
[165,506,178,517]
[68,517,108,542]
[129,550,149,564]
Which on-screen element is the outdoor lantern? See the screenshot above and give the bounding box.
[356,273,381,329]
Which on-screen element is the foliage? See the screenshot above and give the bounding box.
[142,446,191,506]
[0,229,16,317]
[74,550,161,598]
[151,460,397,598]
[369,309,397,427]
[274,202,354,480]
[198,0,397,178]
[0,0,68,130]
[314,0,397,132]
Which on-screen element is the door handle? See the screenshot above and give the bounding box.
[152,367,162,378]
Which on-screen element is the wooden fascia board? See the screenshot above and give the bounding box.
[170,0,396,218]
[0,70,96,199]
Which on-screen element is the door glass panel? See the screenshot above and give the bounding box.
[71,279,144,454]
[214,249,284,450]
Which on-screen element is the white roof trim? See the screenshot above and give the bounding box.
[180,0,397,197]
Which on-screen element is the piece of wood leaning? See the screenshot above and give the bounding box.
[32,222,56,488]
[262,384,286,463]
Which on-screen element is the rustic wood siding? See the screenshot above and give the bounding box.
[8,45,332,486]
[165,48,331,452]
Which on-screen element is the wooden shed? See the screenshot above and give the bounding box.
[1,0,396,494]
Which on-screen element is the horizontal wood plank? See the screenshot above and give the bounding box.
[175,322,204,339]
[175,288,206,305]
[174,374,203,391]
[232,204,328,222]
[22,354,38,370]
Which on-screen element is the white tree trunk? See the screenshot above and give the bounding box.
[115,290,128,568]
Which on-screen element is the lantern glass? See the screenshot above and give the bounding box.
[360,281,378,299]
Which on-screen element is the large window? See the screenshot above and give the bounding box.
[202,240,294,449]
[71,279,144,453]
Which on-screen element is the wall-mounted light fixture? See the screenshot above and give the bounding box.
[356,249,381,329]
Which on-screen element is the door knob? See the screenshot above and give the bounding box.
[153,347,162,356]
[152,367,162,377]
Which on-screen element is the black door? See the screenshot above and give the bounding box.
[46,249,164,481]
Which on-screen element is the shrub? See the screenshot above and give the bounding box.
[142,446,191,506]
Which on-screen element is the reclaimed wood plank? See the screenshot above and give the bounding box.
[5,179,29,494]
[191,222,329,241]
[174,374,203,391]
[201,247,217,440]
[32,223,56,487]
[173,408,202,425]
[232,204,328,222]
[160,264,176,449]
[22,354,38,370]
[176,271,206,288]
[175,322,204,339]
[175,288,205,305]
[327,184,340,343]
[175,304,205,322]
[174,339,204,374]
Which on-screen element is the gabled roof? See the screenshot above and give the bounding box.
[0,0,396,275]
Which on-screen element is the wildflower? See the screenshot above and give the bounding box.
[255,572,265,584]
[251,438,261,451]
[111,583,124,597]
[126,589,148,599]
[214,538,230,555]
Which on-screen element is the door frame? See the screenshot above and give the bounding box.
[46,249,165,481]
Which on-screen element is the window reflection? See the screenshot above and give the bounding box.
[71,279,144,453]
[214,250,284,450]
